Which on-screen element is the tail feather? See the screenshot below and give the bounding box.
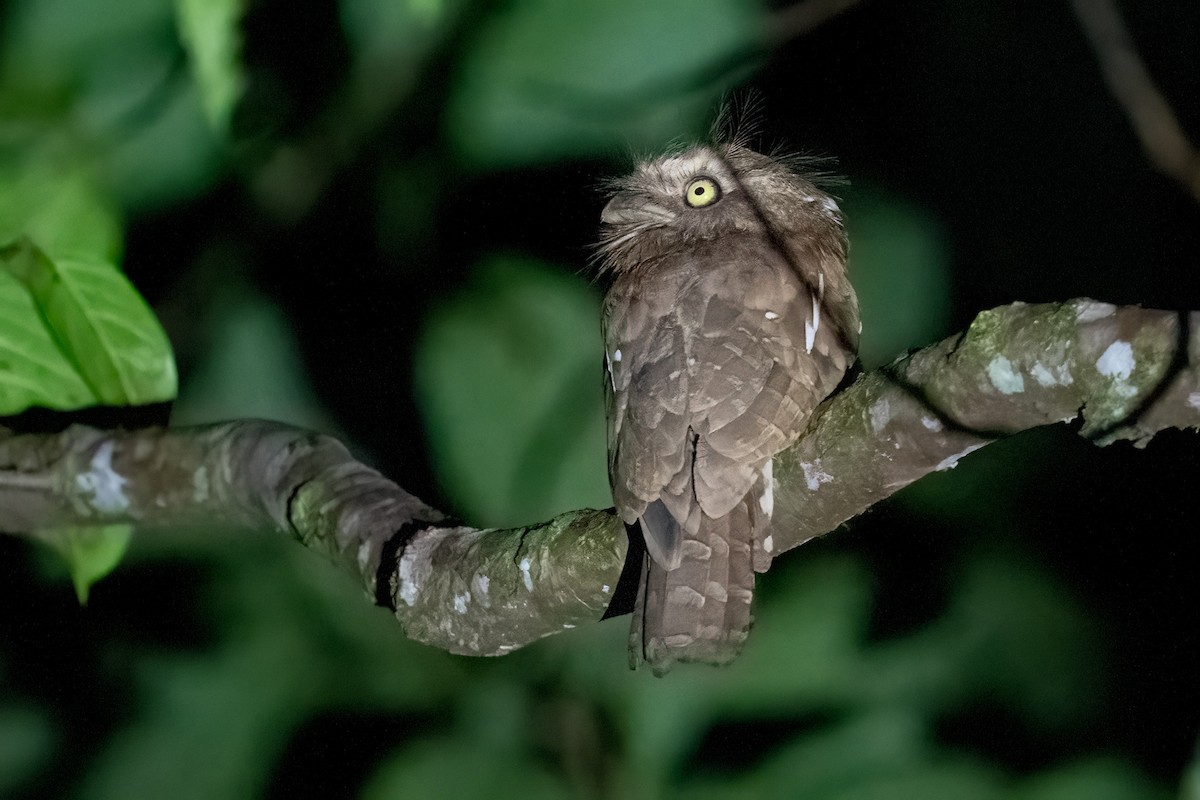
[632,495,757,674]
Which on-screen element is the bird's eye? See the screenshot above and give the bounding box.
[684,177,721,208]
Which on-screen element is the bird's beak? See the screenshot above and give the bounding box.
[602,193,673,225]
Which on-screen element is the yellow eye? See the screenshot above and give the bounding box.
[684,177,721,208]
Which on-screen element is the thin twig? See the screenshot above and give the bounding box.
[766,0,863,46]
[1071,0,1200,204]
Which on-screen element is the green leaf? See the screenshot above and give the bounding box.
[447,0,760,167]
[175,0,247,130]
[0,238,177,411]
[414,256,610,527]
[0,266,98,412]
[48,524,133,604]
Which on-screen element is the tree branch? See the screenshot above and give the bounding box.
[2,300,1198,656]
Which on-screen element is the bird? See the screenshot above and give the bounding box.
[597,140,860,674]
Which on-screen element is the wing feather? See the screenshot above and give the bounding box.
[604,236,856,567]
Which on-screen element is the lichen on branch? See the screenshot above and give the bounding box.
[2,299,1198,656]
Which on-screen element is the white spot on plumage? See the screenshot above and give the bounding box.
[987,356,1025,394]
[758,460,774,518]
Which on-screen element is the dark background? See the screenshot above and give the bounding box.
[1,1,1197,798]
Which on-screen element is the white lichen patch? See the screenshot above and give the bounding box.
[472,573,491,609]
[987,356,1025,395]
[1095,340,1138,399]
[921,416,943,432]
[1030,361,1073,388]
[519,556,534,592]
[1095,341,1134,379]
[397,549,420,606]
[801,459,834,491]
[1075,300,1117,322]
[935,443,985,472]
[74,441,129,513]
[453,591,470,614]
[192,465,210,503]
[870,398,893,433]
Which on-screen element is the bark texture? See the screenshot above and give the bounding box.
[2,299,1198,656]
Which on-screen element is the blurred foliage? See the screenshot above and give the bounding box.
[843,186,951,369]
[1,0,1197,798]
[446,0,758,167]
[46,524,134,605]
[415,256,610,526]
[175,0,247,131]
[169,288,335,431]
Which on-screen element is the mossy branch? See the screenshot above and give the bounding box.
[2,299,1197,655]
